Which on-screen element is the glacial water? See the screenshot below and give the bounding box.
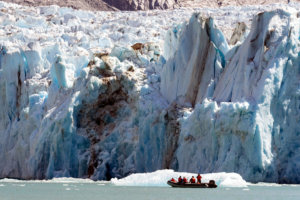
[0,181,300,200]
[1,171,299,200]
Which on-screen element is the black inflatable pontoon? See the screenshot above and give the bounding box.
[167,180,217,188]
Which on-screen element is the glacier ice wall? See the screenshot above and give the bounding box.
[1,2,300,183]
[161,9,300,183]
[0,2,177,180]
[160,13,227,107]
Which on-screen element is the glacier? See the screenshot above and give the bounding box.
[0,1,300,184]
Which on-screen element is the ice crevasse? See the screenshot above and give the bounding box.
[0,3,300,184]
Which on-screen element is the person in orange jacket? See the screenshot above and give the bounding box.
[183,177,188,183]
[197,174,202,183]
[190,176,196,183]
[170,178,176,182]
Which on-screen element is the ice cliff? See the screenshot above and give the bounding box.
[161,9,300,183]
[0,2,300,183]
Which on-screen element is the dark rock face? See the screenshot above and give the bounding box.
[1,0,118,11]
[103,0,179,10]
[1,0,179,11]
[1,0,295,11]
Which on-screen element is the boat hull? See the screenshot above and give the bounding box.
[167,181,217,188]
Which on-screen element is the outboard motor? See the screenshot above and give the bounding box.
[208,180,217,188]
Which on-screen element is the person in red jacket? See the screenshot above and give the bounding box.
[178,176,182,183]
[197,174,202,183]
[183,177,188,183]
[190,176,196,183]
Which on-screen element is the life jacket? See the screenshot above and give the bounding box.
[197,175,202,180]
[183,177,187,183]
[171,178,176,182]
[190,177,196,183]
[178,177,182,182]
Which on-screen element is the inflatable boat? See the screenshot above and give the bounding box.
[167,180,217,188]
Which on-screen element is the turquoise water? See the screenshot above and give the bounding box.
[0,182,300,200]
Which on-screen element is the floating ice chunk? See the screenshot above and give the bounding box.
[0,178,98,183]
[111,169,248,187]
[215,173,248,187]
[248,182,282,187]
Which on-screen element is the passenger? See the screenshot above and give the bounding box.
[190,176,196,183]
[178,176,182,183]
[170,178,176,183]
[183,177,188,183]
[197,174,202,183]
